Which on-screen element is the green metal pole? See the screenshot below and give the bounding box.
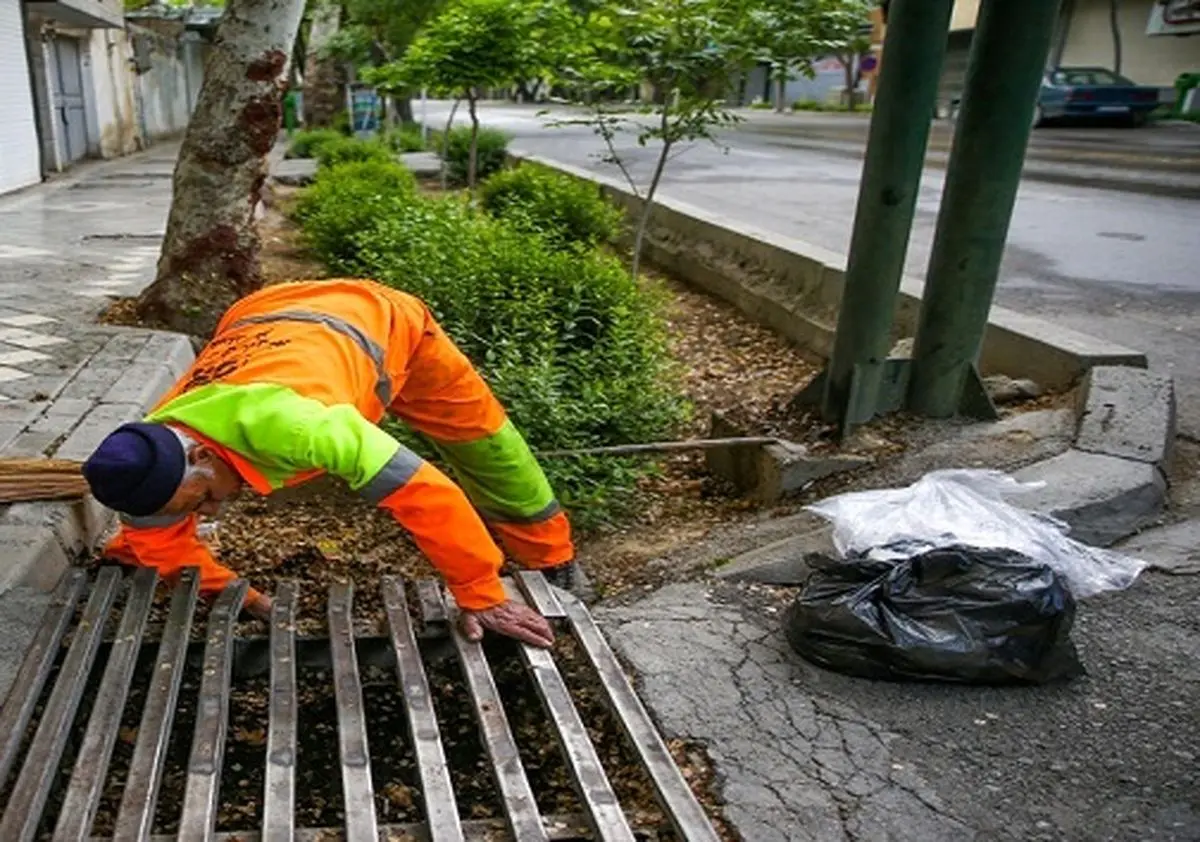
[820,0,954,426]
[907,0,1062,417]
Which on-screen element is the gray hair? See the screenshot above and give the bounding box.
[169,426,216,483]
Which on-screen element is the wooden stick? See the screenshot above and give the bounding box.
[536,436,785,458]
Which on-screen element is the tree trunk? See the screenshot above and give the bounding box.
[440,98,459,191]
[135,0,306,337]
[842,55,857,111]
[774,74,786,113]
[397,97,414,125]
[466,92,479,189]
[630,109,673,281]
[302,1,344,128]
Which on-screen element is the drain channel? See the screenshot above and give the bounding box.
[0,567,720,842]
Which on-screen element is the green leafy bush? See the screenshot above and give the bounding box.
[479,165,624,249]
[385,123,427,153]
[439,126,510,185]
[791,99,873,113]
[313,136,394,169]
[292,159,417,270]
[286,128,343,159]
[295,174,687,525]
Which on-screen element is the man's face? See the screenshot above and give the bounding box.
[158,444,244,518]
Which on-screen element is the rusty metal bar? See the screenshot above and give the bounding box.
[0,568,88,787]
[514,571,566,619]
[113,569,200,842]
[54,568,159,842]
[449,602,548,842]
[505,582,634,842]
[328,581,378,842]
[0,566,122,842]
[381,577,464,842]
[561,595,722,842]
[262,582,298,842]
[177,580,248,842]
[91,812,597,842]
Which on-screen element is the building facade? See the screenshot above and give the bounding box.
[0,1,217,197]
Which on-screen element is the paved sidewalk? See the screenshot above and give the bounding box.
[0,145,193,696]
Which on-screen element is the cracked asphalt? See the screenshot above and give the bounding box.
[599,573,1200,842]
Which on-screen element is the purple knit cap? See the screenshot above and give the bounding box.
[82,423,187,517]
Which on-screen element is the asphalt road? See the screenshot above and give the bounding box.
[425,102,1200,438]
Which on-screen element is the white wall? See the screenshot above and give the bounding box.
[0,0,42,194]
[1061,0,1200,87]
[129,25,203,141]
[87,29,139,158]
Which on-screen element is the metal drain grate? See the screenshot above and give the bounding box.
[0,567,721,842]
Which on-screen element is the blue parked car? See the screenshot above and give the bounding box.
[1033,66,1161,128]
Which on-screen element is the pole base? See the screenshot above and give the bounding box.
[794,358,998,438]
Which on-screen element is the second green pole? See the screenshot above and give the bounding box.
[907,0,1063,417]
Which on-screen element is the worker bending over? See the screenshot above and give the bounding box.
[82,280,575,648]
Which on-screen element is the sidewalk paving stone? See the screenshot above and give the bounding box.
[0,145,193,597]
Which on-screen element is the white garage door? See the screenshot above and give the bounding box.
[0,0,41,195]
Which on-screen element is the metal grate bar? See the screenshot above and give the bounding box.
[0,569,88,787]
[177,580,247,842]
[0,566,123,842]
[54,568,159,842]
[262,581,298,842]
[449,601,549,842]
[417,579,449,628]
[381,577,464,842]
[328,582,378,842]
[514,571,566,619]
[113,569,200,842]
[562,595,722,842]
[91,812,596,842]
[505,579,635,842]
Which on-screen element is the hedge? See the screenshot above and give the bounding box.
[479,164,624,249]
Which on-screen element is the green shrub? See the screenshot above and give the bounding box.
[790,99,873,113]
[292,159,417,270]
[286,128,343,159]
[340,197,687,525]
[439,126,510,185]
[479,165,624,249]
[749,100,774,110]
[313,135,394,169]
[385,124,427,153]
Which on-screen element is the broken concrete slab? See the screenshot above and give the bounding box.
[712,526,833,585]
[707,412,870,503]
[1076,366,1176,470]
[1118,519,1200,576]
[982,374,1042,404]
[758,442,871,504]
[1014,449,1166,547]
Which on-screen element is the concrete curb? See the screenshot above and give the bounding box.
[0,329,195,598]
[714,365,1176,584]
[509,151,1147,392]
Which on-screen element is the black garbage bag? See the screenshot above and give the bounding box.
[784,544,1084,685]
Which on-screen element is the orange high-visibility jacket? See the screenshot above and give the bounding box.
[104,280,574,610]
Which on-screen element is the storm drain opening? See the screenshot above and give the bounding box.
[0,567,722,841]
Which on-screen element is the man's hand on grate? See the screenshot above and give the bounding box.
[460,600,556,648]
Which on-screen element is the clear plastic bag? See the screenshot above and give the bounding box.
[805,469,1147,599]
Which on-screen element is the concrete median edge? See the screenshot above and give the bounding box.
[510,150,1148,391]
